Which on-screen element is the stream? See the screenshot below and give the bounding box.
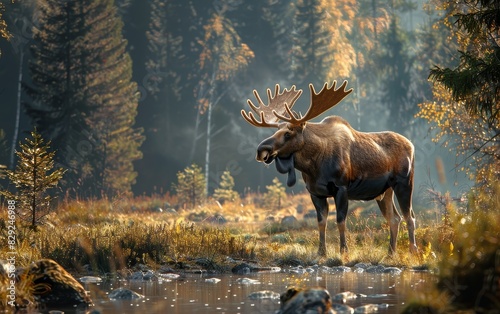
[81,268,434,314]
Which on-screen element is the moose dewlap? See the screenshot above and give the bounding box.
[241,81,417,255]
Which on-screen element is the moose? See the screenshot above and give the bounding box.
[241,81,417,255]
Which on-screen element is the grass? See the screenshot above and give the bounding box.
[0,189,497,312]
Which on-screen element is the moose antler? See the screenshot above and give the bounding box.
[242,81,352,127]
[274,81,353,125]
[241,84,302,128]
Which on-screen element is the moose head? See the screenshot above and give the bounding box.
[242,81,352,187]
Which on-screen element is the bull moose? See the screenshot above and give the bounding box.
[241,81,417,255]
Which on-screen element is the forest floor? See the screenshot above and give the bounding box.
[1,193,451,273]
[1,191,498,312]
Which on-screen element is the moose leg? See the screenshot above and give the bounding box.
[394,181,418,253]
[376,188,402,254]
[311,195,329,256]
[335,187,349,253]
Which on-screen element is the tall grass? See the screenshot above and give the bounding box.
[402,185,500,313]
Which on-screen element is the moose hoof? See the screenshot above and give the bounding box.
[410,244,418,254]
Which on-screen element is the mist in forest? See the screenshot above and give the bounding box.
[0,0,472,203]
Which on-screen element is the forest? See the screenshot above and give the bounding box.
[0,0,499,313]
[0,0,497,200]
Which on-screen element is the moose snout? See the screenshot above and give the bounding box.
[256,145,273,163]
[256,138,276,164]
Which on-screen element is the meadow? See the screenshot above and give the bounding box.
[0,188,498,313]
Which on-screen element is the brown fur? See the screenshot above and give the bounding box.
[257,116,417,255]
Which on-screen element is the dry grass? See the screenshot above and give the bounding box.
[2,190,495,312]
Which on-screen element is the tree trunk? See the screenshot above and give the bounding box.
[10,49,24,169]
[204,100,213,197]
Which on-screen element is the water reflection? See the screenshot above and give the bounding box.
[85,270,432,314]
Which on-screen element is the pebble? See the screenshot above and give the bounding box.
[157,272,180,280]
[247,290,280,300]
[204,278,221,284]
[353,303,379,313]
[364,265,386,274]
[236,277,260,285]
[108,287,144,300]
[332,291,363,302]
[79,276,102,283]
[383,267,403,275]
[331,303,355,314]
[129,270,155,280]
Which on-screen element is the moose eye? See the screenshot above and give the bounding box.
[284,132,291,140]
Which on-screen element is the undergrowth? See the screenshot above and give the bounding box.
[1,190,487,311]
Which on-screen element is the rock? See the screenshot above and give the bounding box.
[353,262,372,270]
[365,293,390,299]
[383,267,402,275]
[205,277,221,283]
[332,303,354,314]
[158,265,175,273]
[277,287,335,314]
[79,276,102,283]
[365,265,386,274]
[157,273,180,280]
[331,303,355,314]
[236,277,260,285]
[296,204,305,214]
[26,259,93,309]
[204,214,227,224]
[108,287,144,300]
[331,266,352,273]
[289,266,306,274]
[321,266,351,274]
[129,270,155,280]
[353,303,379,313]
[303,210,317,219]
[248,290,280,300]
[232,263,254,274]
[265,215,275,221]
[281,215,300,229]
[332,291,365,302]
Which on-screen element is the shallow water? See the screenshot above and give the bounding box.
[82,270,433,314]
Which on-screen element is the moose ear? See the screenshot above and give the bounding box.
[275,155,297,187]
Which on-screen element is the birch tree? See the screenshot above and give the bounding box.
[195,3,253,195]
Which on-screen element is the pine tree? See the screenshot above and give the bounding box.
[213,170,239,203]
[173,164,206,209]
[1,130,65,229]
[292,0,357,86]
[293,0,333,85]
[377,17,414,133]
[0,1,12,58]
[418,0,500,184]
[428,0,500,127]
[264,177,287,211]
[144,0,182,152]
[24,0,143,197]
[262,0,297,78]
